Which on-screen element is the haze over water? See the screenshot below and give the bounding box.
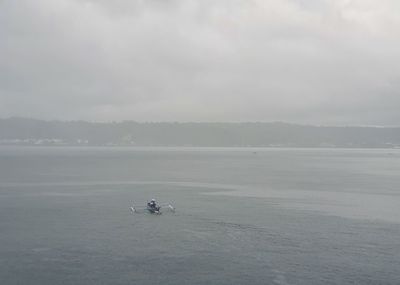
[1,146,400,284]
[2,1,400,283]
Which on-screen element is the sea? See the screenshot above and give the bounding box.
[0,146,399,284]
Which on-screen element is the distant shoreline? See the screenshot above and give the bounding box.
[1,118,400,148]
[1,145,400,151]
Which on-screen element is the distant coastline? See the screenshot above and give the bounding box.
[1,118,400,148]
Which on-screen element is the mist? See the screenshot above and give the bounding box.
[1,0,399,125]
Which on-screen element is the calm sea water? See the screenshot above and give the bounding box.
[1,146,400,284]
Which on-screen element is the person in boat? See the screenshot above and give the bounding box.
[148,199,158,210]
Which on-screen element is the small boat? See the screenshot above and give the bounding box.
[130,200,175,215]
[146,204,161,214]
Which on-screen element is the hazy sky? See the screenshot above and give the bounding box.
[1,0,399,125]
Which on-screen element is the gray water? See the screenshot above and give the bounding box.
[1,146,400,284]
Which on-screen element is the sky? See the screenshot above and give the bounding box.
[0,0,399,125]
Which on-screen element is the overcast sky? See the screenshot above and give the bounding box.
[1,0,399,125]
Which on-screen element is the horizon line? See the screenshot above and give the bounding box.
[1,116,399,129]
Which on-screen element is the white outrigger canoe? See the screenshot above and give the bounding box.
[130,202,175,215]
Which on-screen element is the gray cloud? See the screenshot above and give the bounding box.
[1,0,399,125]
